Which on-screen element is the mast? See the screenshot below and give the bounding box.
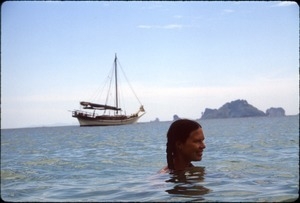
[114,53,119,114]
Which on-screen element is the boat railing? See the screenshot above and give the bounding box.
[73,110,129,118]
[72,108,143,123]
[72,110,95,118]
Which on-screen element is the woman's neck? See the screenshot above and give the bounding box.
[173,156,193,170]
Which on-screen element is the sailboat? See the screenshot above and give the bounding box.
[72,54,145,126]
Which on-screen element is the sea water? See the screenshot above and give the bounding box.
[1,116,299,202]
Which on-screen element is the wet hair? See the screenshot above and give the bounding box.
[166,119,202,170]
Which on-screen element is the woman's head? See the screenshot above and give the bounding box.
[166,119,205,170]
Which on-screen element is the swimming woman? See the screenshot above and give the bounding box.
[160,119,206,173]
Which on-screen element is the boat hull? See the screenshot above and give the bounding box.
[77,116,140,126]
[72,111,144,126]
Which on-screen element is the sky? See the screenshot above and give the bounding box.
[1,1,299,129]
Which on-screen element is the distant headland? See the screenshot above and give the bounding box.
[200,99,285,119]
[150,99,287,122]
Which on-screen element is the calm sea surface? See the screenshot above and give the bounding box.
[1,116,299,202]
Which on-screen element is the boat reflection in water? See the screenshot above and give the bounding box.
[165,166,211,200]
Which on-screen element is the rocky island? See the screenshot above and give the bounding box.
[266,107,285,117]
[201,99,285,119]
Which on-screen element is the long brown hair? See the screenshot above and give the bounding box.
[166,119,202,170]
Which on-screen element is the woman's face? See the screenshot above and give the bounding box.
[177,127,206,162]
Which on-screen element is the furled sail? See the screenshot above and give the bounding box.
[80,101,121,111]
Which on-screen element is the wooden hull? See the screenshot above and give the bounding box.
[72,111,145,126]
[77,116,140,126]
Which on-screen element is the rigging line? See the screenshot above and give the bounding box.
[88,63,114,103]
[104,63,115,110]
[118,75,127,115]
[90,74,110,102]
[118,78,123,115]
[117,60,143,106]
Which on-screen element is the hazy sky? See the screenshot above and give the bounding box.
[1,1,299,129]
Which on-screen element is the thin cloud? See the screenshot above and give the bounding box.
[140,2,163,10]
[173,15,183,19]
[272,1,298,7]
[164,24,183,29]
[137,25,152,29]
[137,24,183,29]
[223,9,234,13]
